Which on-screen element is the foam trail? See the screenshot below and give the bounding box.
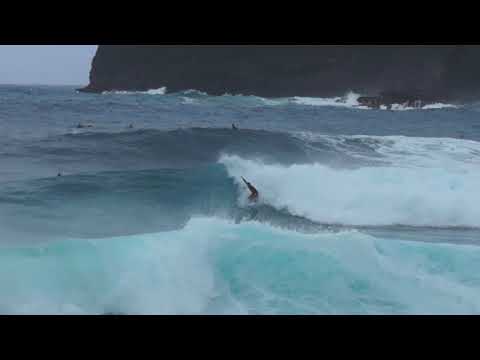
[221,154,480,227]
[1,218,480,315]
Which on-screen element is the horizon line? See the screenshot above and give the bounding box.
[0,82,86,87]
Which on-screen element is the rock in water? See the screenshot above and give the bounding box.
[80,45,480,103]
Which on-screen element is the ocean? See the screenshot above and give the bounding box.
[1,84,480,315]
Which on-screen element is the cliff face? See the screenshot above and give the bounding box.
[82,45,480,100]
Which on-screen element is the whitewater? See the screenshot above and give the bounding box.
[0,85,479,315]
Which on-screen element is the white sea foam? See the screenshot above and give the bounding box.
[381,102,459,111]
[181,97,198,105]
[291,91,362,108]
[100,88,460,111]
[183,89,208,96]
[422,103,458,110]
[102,87,167,95]
[255,91,459,111]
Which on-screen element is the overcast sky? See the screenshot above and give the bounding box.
[0,45,97,86]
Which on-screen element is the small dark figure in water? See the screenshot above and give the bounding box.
[57,173,62,177]
[128,124,134,129]
[232,123,238,130]
[242,177,259,202]
[77,123,94,129]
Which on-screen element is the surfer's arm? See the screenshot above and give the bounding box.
[241,177,259,196]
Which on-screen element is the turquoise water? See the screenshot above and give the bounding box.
[2,219,480,315]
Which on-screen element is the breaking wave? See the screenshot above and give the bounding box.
[221,134,480,227]
[1,217,480,315]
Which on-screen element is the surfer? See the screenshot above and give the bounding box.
[242,177,259,202]
[232,123,238,130]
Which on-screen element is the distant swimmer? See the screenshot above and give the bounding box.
[57,173,62,177]
[242,177,259,202]
[76,122,94,129]
[232,123,238,130]
[128,124,134,129]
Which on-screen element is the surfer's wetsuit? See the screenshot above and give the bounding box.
[242,177,259,202]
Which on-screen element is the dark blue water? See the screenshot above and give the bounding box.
[1,85,480,315]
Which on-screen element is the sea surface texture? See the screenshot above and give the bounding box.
[1,85,479,314]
